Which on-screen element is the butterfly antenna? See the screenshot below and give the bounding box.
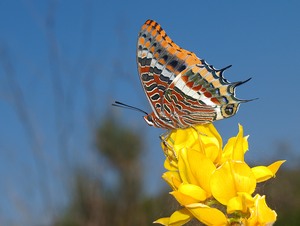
[112,101,148,115]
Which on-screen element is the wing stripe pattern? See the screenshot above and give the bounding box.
[137,20,249,129]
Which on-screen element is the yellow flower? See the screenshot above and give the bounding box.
[155,123,285,226]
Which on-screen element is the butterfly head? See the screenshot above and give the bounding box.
[220,103,240,119]
[143,113,157,127]
[143,112,169,128]
[144,112,178,129]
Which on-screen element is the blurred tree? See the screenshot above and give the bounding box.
[53,172,105,226]
[263,169,300,225]
[96,116,145,225]
[54,116,178,226]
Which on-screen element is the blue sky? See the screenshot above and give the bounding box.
[0,0,299,225]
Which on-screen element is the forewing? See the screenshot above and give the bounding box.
[137,20,200,118]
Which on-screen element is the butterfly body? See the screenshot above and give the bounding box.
[137,20,249,129]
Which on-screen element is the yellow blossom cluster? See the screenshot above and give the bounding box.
[155,124,285,226]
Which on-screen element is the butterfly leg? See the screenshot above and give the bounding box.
[191,125,208,137]
[159,130,178,162]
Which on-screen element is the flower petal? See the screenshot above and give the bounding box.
[194,124,223,162]
[246,194,277,225]
[154,217,170,225]
[227,192,254,213]
[172,184,207,205]
[221,124,249,164]
[211,161,256,205]
[171,190,198,206]
[164,158,178,171]
[181,149,216,193]
[154,209,192,226]
[267,160,286,176]
[177,148,198,185]
[194,123,222,146]
[162,124,223,164]
[186,203,227,226]
[162,171,182,190]
[172,128,199,153]
[232,124,248,161]
[251,166,273,183]
[252,160,285,183]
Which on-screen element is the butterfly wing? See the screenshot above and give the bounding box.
[137,20,247,128]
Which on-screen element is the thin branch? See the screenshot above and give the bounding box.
[0,46,53,215]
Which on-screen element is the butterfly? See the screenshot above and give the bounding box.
[137,19,250,130]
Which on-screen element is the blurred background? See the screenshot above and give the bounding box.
[0,0,299,225]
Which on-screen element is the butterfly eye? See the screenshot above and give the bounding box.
[225,104,234,115]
